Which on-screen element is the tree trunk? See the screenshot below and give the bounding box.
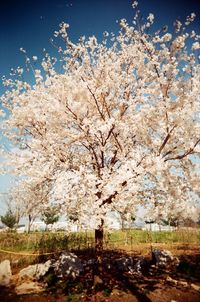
[95,219,104,252]
[94,219,104,287]
[27,215,31,233]
[122,215,126,231]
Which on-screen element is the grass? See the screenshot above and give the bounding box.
[0,228,199,261]
[0,231,94,252]
[105,228,200,244]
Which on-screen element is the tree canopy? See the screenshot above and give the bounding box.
[0,2,199,230]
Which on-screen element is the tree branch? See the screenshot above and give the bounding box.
[158,125,176,155]
[165,138,200,162]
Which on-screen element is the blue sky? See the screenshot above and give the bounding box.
[0,0,199,94]
[0,0,200,210]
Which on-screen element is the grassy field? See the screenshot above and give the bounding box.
[106,228,200,243]
[0,228,199,255]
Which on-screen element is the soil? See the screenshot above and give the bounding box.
[0,244,199,302]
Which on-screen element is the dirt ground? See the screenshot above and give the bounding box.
[1,286,200,302]
[0,243,199,302]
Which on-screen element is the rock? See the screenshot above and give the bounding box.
[166,276,178,285]
[87,258,96,266]
[82,258,95,272]
[53,252,83,279]
[15,281,45,295]
[166,278,189,289]
[191,283,200,291]
[19,260,52,281]
[84,257,112,272]
[0,260,12,287]
[102,257,112,270]
[115,256,134,272]
[152,249,179,268]
[12,259,19,266]
[178,280,188,288]
[134,257,148,275]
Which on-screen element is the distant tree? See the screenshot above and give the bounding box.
[168,217,180,228]
[68,212,79,223]
[161,216,182,228]
[182,217,196,228]
[1,210,18,230]
[115,206,136,231]
[41,206,59,230]
[12,182,50,233]
[144,219,155,231]
[1,194,22,227]
[161,219,169,226]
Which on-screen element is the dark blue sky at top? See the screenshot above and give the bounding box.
[0,0,199,94]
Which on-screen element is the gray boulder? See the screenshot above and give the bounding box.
[0,260,12,287]
[19,260,52,281]
[53,252,83,279]
[115,256,134,272]
[134,257,147,275]
[152,249,179,268]
[102,257,112,270]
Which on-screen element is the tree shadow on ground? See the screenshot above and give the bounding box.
[1,248,200,302]
[73,248,154,301]
[65,248,200,301]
